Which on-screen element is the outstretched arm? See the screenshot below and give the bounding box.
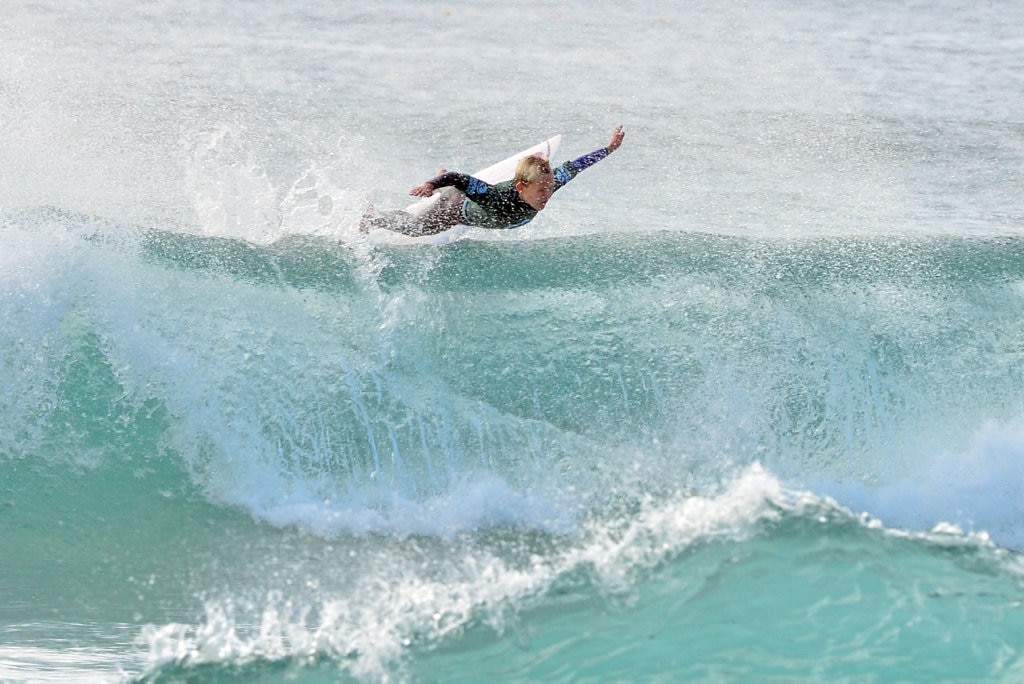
[572,125,626,171]
[553,125,626,188]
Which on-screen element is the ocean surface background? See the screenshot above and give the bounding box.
[3,1,1024,680]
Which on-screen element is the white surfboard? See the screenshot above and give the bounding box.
[366,135,562,246]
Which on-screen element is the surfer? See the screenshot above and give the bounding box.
[361,125,625,237]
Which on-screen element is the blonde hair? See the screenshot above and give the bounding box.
[514,154,553,185]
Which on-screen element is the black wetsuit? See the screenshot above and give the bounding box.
[361,147,613,237]
[426,147,612,230]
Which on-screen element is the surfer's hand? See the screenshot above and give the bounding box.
[607,125,625,153]
[410,182,435,197]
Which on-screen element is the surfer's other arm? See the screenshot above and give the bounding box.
[410,171,475,198]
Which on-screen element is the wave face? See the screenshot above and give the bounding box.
[10,214,1024,536]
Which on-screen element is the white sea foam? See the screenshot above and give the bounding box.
[816,419,1024,550]
[184,127,363,244]
[138,465,812,678]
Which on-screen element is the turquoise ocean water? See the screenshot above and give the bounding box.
[3,1,1024,681]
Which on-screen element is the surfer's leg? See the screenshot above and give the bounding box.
[361,188,466,237]
[414,187,466,234]
[359,207,423,235]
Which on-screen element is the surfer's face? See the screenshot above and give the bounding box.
[517,174,555,210]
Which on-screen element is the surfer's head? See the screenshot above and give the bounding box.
[514,154,555,210]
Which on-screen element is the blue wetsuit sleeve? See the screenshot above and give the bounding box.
[570,147,610,172]
[553,147,611,188]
